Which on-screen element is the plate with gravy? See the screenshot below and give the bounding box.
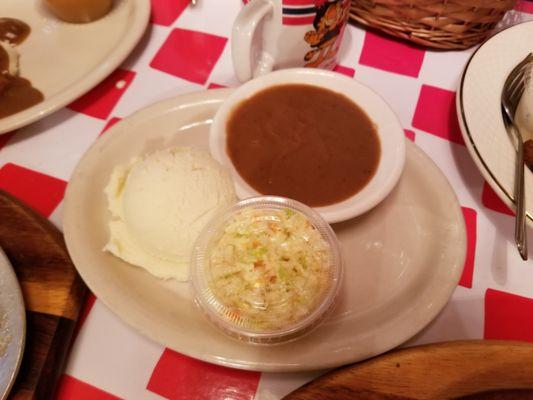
[63,80,466,371]
[0,0,150,135]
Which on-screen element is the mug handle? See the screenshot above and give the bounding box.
[232,0,275,82]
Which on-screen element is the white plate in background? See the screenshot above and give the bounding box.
[458,21,533,227]
[0,247,25,400]
[0,0,150,135]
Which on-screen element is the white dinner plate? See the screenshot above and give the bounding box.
[0,247,25,400]
[0,0,150,135]
[457,21,533,227]
[63,89,466,372]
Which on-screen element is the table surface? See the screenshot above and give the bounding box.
[1,1,533,399]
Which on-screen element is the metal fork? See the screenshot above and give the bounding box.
[501,52,533,261]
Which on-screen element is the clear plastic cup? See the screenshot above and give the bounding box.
[191,196,343,345]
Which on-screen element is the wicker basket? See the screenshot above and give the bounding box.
[350,0,517,49]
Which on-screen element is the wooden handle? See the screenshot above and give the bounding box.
[284,340,533,400]
[0,190,87,400]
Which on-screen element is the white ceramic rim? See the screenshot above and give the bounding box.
[63,89,465,372]
[209,68,406,224]
[457,21,533,227]
[0,0,151,135]
[0,246,25,400]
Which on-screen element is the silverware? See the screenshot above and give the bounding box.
[501,52,533,261]
[190,0,197,6]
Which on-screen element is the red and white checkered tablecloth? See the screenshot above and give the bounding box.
[1,0,533,398]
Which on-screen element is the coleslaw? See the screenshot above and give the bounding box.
[207,207,332,332]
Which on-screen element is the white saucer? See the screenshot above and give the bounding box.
[0,247,25,400]
[457,21,533,226]
[63,89,466,372]
[209,68,406,224]
[0,0,150,135]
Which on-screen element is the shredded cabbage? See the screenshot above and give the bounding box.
[208,208,331,331]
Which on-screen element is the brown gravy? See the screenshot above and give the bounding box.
[0,18,30,45]
[0,18,44,119]
[227,84,381,207]
[0,74,44,119]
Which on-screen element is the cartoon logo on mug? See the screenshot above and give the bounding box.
[304,1,349,68]
[233,0,351,81]
[281,0,349,68]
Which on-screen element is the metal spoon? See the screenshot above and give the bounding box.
[501,52,532,261]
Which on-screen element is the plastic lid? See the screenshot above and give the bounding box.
[191,196,343,345]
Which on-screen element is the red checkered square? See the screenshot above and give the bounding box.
[359,31,425,78]
[458,207,477,289]
[55,374,121,400]
[481,182,513,216]
[485,289,533,342]
[404,129,415,142]
[69,69,136,120]
[412,85,464,145]
[0,163,66,217]
[100,117,122,136]
[150,28,227,85]
[207,82,227,89]
[333,64,355,77]
[0,131,15,151]
[516,0,533,13]
[147,349,260,400]
[150,0,189,26]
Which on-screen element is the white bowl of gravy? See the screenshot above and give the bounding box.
[210,68,406,223]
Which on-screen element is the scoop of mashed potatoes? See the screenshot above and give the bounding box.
[104,147,236,281]
[0,41,19,76]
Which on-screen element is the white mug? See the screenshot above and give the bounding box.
[232,0,351,82]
